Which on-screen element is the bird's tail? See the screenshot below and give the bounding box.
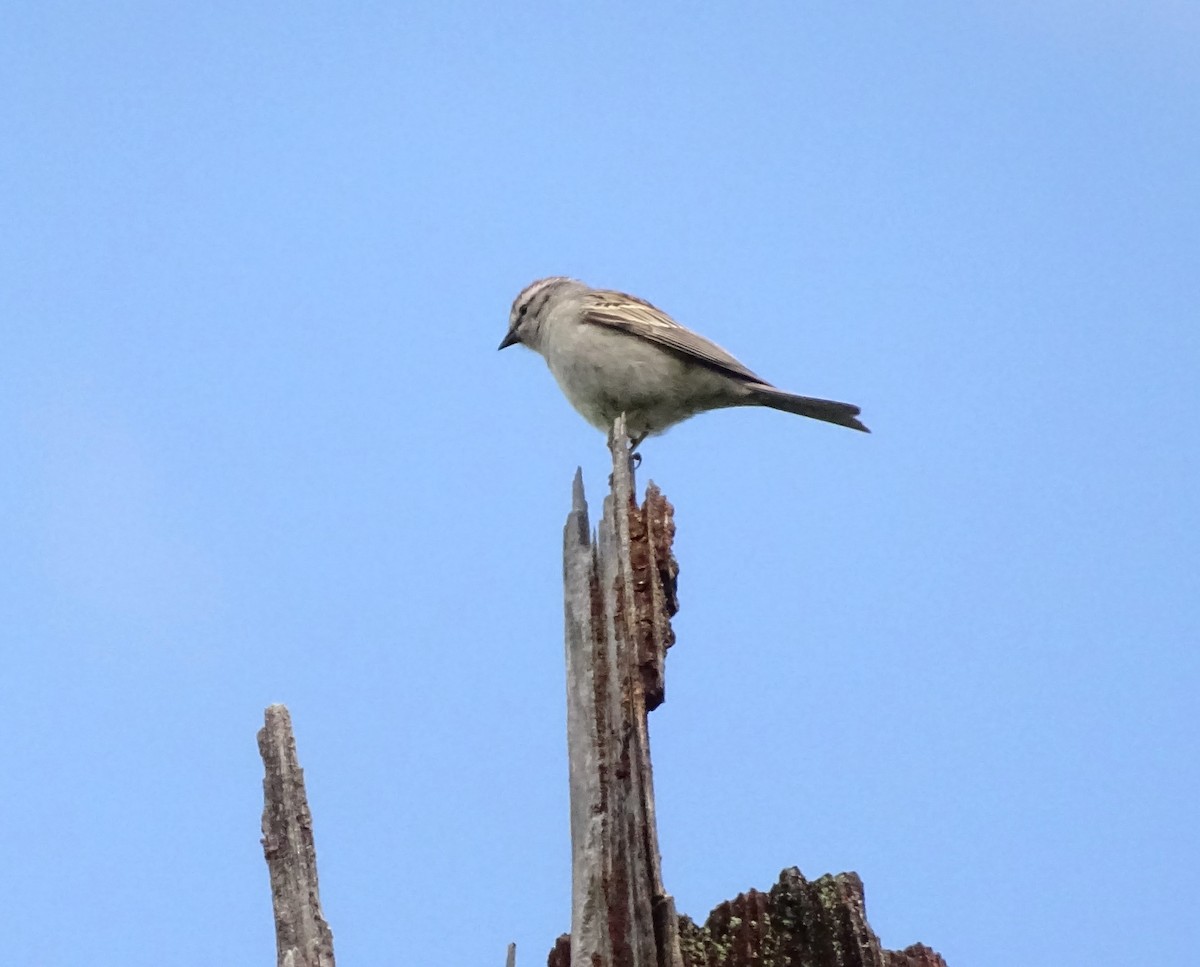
[749,387,870,433]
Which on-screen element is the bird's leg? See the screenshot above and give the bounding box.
[607,423,646,467]
[628,432,645,471]
[607,429,644,488]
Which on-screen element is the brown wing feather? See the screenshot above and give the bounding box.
[581,289,768,385]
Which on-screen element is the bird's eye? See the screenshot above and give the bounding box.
[518,303,529,318]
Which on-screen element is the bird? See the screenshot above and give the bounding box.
[498,277,868,447]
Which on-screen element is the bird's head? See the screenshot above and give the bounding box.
[498,276,578,352]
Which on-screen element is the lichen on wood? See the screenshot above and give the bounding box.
[553,866,946,967]
[674,867,947,967]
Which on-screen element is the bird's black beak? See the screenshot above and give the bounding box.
[497,329,520,350]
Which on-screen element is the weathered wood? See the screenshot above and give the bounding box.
[554,422,947,967]
[258,704,336,967]
[561,417,683,967]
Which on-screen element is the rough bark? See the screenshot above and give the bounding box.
[258,704,336,967]
[676,868,947,967]
[552,867,947,967]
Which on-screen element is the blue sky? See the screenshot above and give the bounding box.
[2,3,1197,964]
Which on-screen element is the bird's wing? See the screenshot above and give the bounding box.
[581,289,768,384]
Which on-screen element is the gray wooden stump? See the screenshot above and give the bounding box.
[258,704,336,967]
[553,419,949,967]
[562,417,683,967]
